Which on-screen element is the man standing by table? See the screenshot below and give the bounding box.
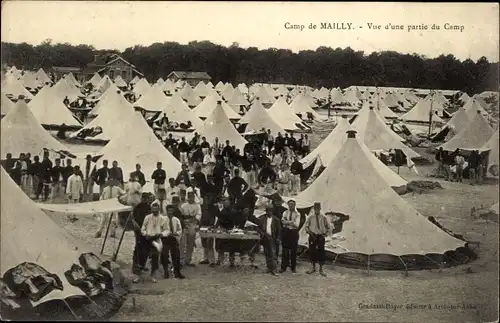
[249,206,281,276]
[161,205,185,279]
[94,160,110,195]
[304,202,331,277]
[95,178,125,238]
[280,199,302,274]
[140,202,165,283]
[199,193,219,266]
[180,191,202,267]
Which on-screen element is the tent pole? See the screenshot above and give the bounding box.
[397,256,408,276]
[367,255,371,276]
[113,210,134,261]
[62,299,80,320]
[100,213,114,255]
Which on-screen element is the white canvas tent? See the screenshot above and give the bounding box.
[1,74,34,99]
[221,83,235,101]
[89,83,124,115]
[94,75,113,94]
[194,81,211,98]
[239,99,285,135]
[52,78,83,102]
[87,73,102,87]
[97,112,181,192]
[71,91,135,141]
[400,96,445,124]
[187,102,247,150]
[129,75,140,85]
[21,72,41,90]
[113,75,128,88]
[1,168,93,306]
[226,88,249,107]
[162,93,204,129]
[463,98,490,119]
[35,68,52,85]
[480,129,499,177]
[267,97,309,131]
[132,78,151,97]
[133,85,170,112]
[1,101,69,156]
[353,107,420,159]
[64,72,81,88]
[432,107,472,141]
[287,130,465,268]
[194,94,241,120]
[1,93,15,116]
[28,86,82,128]
[215,81,226,92]
[439,111,494,152]
[251,87,276,105]
[178,84,202,107]
[289,94,323,120]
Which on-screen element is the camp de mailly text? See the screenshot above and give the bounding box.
[357,303,478,310]
[284,22,464,32]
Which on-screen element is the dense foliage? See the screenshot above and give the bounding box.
[2,39,498,94]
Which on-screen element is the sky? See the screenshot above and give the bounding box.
[2,1,499,62]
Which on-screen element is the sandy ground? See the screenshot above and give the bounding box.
[45,121,499,322]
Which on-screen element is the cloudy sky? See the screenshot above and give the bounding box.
[2,1,498,61]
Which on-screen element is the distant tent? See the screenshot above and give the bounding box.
[462,98,490,119]
[52,78,83,102]
[289,94,323,120]
[35,68,52,85]
[458,92,470,103]
[132,78,151,97]
[134,85,170,112]
[1,74,34,99]
[162,93,204,129]
[369,95,398,120]
[87,73,102,87]
[178,84,202,107]
[237,83,249,95]
[94,75,113,94]
[21,72,40,90]
[161,79,176,94]
[1,101,69,156]
[187,102,247,150]
[156,78,165,86]
[221,83,235,101]
[0,168,94,306]
[113,75,128,88]
[71,91,135,141]
[353,107,420,159]
[480,129,499,177]
[330,88,348,105]
[400,96,445,124]
[471,94,489,111]
[129,75,140,85]
[194,81,210,98]
[64,72,81,88]
[89,83,124,115]
[267,97,309,131]
[286,130,469,270]
[240,98,285,135]
[439,111,494,152]
[206,81,214,89]
[215,81,226,92]
[384,93,406,112]
[28,86,82,128]
[193,94,241,120]
[97,112,181,192]
[1,93,15,117]
[226,88,249,107]
[251,87,276,105]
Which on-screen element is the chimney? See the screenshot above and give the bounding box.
[347,130,357,138]
[94,54,99,62]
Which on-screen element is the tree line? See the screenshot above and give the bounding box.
[1,39,498,95]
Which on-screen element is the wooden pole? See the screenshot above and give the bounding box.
[112,210,134,261]
[428,91,434,137]
[100,213,114,255]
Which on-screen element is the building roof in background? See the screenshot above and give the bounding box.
[168,71,212,80]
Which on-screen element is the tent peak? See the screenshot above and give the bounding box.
[347,130,357,138]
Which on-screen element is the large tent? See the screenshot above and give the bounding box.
[480,129,499,177]
[400,96,445,124]
[1,100,69,156]
[89,83,124,116]
[28,86,82,128]
[432,107,472,142]
[194,94,241,120]
[187,102,247,150]
[239,99,285,135]
[267,97,309,131]
[133,85,170,112]
[353,107,420,159]
[1,93,15,117]
[289,130,469,269]
[251,87,276,105]
[1,168,93,306]
[71,91,135,142]
[289,94,323,120]
[439,111,494,152]
[162,93,204,129]
[463,97,491,119]
[1,74,34,99]
[97,111,181,192]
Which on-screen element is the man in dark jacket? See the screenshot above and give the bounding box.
[109,160,124,187]
[94,160,110,194]
[213,157,229,197]
[151,162,167,197]
[132,193,152,280]
[258,160,277,186]
[30,156,43,199]
[40,153,53,201]
[175,163,191,189]
[227,169,249,205]
[51,158,64,200]
[192,165,207,197]
[199,193,219,266]
[131,163,146,187]
[82,154,95,201]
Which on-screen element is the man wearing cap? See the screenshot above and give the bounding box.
[280,199,303,273]
[131,163,146,187]
[304,202,331,276]
[176,163,192,190]
[95,178,126,238]
[82,154,95,201]
[94,159,110,195]
[180,191,202,266]
[151,162,167,197]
